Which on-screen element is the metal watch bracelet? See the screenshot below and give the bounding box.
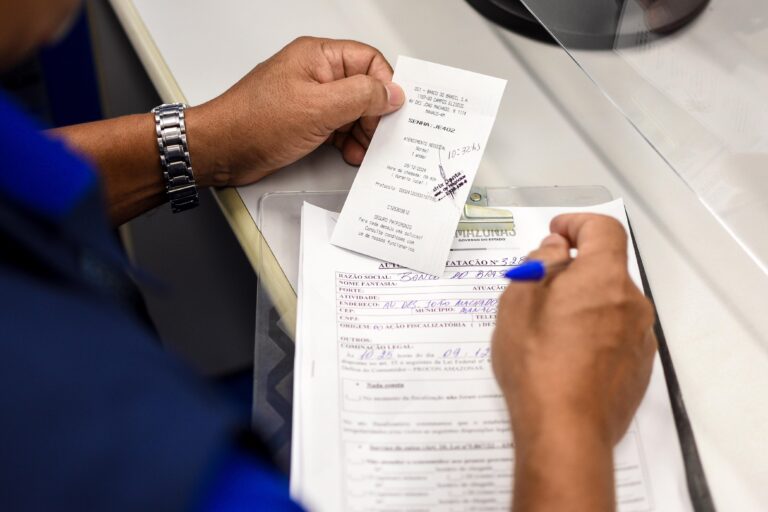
[151,102,199,213]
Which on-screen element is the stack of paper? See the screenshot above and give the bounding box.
[291,200,693,512]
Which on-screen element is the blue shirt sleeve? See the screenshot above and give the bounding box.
[0,91,298,511]
[195,447,303,512]
[0,91,96,219]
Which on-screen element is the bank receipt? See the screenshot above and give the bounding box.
[292,201,694,512]
[332,57,507,276]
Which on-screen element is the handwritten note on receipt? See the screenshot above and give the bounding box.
[332,57,507,276]
[292,201,694,512]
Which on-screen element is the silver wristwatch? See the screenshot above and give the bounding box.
[151,102,199,213]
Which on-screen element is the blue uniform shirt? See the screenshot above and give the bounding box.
[0,91,300,511]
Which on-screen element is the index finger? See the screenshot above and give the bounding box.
[549,213,628,258]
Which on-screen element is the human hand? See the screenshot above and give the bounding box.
[491,214,656,447]
[186,37,405,187]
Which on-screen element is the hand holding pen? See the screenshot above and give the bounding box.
[491,213,659,512]
[491,213,657,444]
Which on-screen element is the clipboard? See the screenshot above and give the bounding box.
[251,186,713,511]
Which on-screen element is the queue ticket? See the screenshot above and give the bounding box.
[331,56,507,276]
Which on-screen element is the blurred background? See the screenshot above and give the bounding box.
[0,0,257,377]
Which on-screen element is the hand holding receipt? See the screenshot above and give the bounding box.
[332,57,507,276]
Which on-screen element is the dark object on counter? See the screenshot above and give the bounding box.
[466,0,709,49]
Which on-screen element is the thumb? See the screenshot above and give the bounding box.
[319,75,405,131]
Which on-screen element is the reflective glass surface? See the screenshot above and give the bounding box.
[521,0,768,339]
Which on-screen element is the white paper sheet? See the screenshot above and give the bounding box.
[332,56,507,276]
[294,201,693,512]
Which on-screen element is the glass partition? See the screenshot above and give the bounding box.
[519,0,768,341]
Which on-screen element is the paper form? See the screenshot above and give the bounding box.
[293,201,693,512]
[331,57,507,276]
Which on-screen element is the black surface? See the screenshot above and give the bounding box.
[466,0,557,44]
[466,0,710,49]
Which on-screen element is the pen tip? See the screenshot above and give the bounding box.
[504,260,546,281]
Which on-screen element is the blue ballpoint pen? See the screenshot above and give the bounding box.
[504,259,572,281]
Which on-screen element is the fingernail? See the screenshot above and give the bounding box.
[386,82,405,107]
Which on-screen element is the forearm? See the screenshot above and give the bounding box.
[46,38,407,226]
[49,106,230,225]
[512,414,615,512]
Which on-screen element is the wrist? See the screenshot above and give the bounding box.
[514,409,613,456]
[513,411,615,511]
[507,393,612,449]
[183,103,233,188]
